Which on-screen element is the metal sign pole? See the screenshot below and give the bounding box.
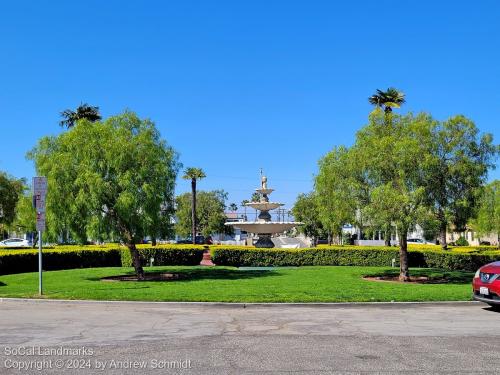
[33,176,47,296]
[38,230,42,295]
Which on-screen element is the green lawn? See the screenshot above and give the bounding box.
[0,266,474,303]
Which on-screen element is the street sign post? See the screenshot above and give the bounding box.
[33,177,47,295]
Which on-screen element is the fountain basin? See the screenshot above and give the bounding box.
[255,188,274,195]
[244,202,283,211]
[225,221,301,234]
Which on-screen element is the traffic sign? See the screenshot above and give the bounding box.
[33,176,48,197]
[34,194,46,212]
[36,211,46,231]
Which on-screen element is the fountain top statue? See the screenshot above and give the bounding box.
[256,172,274,198]
[225,173,302,248]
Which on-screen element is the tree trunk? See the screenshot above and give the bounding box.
[438,209,448,250]
[399,226,410,282]
[151,237,157,246]
[191,178,197,245]
[327,232,332,246]
[127,242,144,280]
[385,223,391,246]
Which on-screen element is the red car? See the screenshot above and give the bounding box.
[472,261,500,310]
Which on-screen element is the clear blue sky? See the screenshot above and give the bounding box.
[1,0,499,211]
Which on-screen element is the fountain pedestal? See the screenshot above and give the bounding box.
[254,234,274,248]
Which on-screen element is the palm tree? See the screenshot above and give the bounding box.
[241,199,249,221]
[368,87,405,113]
[60,103,102,128]
[229,203,238,213]
[369,87,406,246]
[182,167,206,244]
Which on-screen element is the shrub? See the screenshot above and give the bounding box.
[0,245,205,275]
[120,247,205,267]
[0,248,121,275]
[455,237,470,246]
[211,246,499,272]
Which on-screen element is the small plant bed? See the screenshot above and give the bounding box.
[101,272,184,282]
[364,269,473,285]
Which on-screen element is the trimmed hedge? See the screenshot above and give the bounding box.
[0,248,122,275]
[0,246,205,275]
[120,247,205,267]
[211,247,500,272]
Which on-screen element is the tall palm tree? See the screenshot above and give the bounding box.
[229,203,238,213]
[368,87,405,113]
[369,87,406,246]
[241,199,249,221]
[60,103,102,128]
[182,167,206,244]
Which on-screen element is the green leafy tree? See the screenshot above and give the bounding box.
[315,146,360,244]
[29,112,180,278]
[292,192,325,246]
[353,111,432,281]
[417,210,440,243]
[59,103,102,129]
[182,167,206,244]
[10,190,37,247]
[0,172,24,237]
[175,190,228,238]
[420,115,498,249]
[472,180,500,247]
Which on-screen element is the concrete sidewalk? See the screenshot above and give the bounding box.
[1,299,499,374]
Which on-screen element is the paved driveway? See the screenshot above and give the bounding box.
[0,299,499,374]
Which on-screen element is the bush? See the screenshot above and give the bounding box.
[0,248,122,275]
[211,246,499,272]
[0,245,205,275]
[455,237,470,246]
[120,247,205,267]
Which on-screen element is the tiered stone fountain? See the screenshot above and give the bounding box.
[225,174,302,248]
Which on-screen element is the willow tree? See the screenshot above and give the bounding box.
[0,172,24,237]
[353,111,432,281]
[292,192,325,247]
[420,116,497,249]
[29,112,179,279]
[472,180,500,248]
[315,146,359,245]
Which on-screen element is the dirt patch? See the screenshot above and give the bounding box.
[101,273,185,282]
[363,275,449,284]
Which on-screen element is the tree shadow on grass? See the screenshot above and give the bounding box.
[85,268,280,283]
[365,268,474,284]
[0,281,6,287]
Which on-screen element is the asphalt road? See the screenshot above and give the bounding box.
[0,299,499,374]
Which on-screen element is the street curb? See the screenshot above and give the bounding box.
[0,297,479,309]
